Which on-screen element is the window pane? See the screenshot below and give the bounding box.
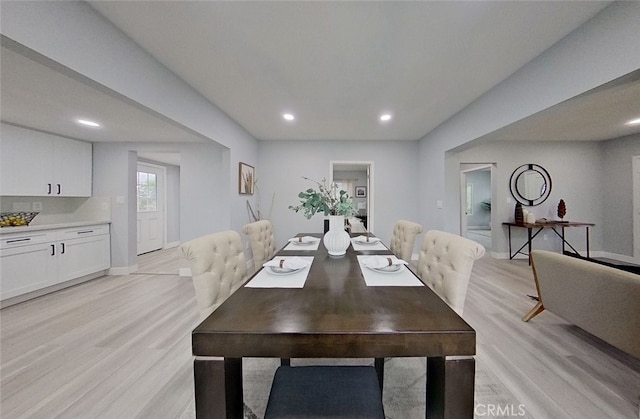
[137,171,158,212]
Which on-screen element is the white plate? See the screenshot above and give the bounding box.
[268,266,304,276]
[355,238,380,245]
[290,239,318,245]
[367,265,402,273]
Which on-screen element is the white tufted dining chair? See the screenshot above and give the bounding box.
[416,230,485,315]
[242,220,277,274]
[412,230,486,418]
[389,220,423,262]
[179,230,248,319]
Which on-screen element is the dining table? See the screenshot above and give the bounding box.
[192,232,476,419]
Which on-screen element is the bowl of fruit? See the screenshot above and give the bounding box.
[0,212,39,227]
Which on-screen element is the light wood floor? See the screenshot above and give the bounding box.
[1,248,639,418]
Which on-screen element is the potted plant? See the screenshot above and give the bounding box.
[289,177,356,256]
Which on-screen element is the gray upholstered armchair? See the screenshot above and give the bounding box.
[242,220,277,273]
[179,230,248,319]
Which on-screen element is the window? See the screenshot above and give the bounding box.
[137,171,157,212]
[466,183,473,215]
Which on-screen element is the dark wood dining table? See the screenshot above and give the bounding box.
[192,233,476,419]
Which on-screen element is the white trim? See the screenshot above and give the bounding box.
[492,250,637,265]
[329,160,375,234]
[460,164,495,252]
[179,267,192,277]
[136,160,168,253]
[596,251,637,265]
[0,271,106,308]
[633,155,640,261]
[108,264,138,276]
[165,241,180,249]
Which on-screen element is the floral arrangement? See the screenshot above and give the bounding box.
[289,177,356,219]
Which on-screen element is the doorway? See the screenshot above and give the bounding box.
[634,155,640,261]
[330,161,374,233]
[136,162,165,255]
[460,164,494,250]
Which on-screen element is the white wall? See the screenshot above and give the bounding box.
[93,142,228,271]
[418,2,640,235]
[602,134,640,257]
[455,141,605,257]
[257,140,420,248]
[1,0,260,240]
[165,164,181,245]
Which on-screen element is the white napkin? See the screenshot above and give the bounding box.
[361,256,407,269]
[354,235,380,243]
[263,257,312,270]
[287,236,319,243]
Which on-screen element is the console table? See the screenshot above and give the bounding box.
[503,221,594,263]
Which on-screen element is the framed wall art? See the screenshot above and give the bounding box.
[355,186,367,198]
[239,162,255,195]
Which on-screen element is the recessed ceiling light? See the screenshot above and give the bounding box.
[625,117,640,126]
[379,114,392,122]
[77,119,101,128]
[283,113,295,121]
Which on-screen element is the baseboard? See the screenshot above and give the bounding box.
[165,241,180,249]
[108,264,138,276]
[179,267,192,277]
[0,271,106,308]
[493,252,528,260]
[493,250,639,265]
[589,251,638,265]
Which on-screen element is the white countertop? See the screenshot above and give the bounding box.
[0,220,111,235]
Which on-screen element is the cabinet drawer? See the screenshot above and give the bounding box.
[0,231,56,249]
[57,224,109,240]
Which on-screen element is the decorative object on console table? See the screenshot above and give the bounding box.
[526,212,536,224]
[557,199,567,222]
[514,202,524,225]
[239,162,255,195]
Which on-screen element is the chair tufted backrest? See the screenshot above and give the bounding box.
[389,220,423,261]
[242,220,277,273]
[416,230,485,316]
[180,230,248,319]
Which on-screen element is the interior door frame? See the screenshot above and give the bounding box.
[633,155,640,261]
[329,161,374,233]
[460,163,495,250]
[136,161,167,254]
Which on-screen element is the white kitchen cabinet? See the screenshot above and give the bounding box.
[0,224,110,302]
[57,225,111,282]
[0,124,92,197]
[0,235,58,300]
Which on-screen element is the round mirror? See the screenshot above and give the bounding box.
[509,164,552,206]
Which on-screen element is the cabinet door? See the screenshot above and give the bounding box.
[0,242,57,300]
[57,235,110,282]
[0,124,54,196]
[53,137,92,197]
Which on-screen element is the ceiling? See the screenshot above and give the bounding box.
[0,41,207,144]
[1,1,638,149]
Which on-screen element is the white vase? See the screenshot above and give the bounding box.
[323,215,350,256]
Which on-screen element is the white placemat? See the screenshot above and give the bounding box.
[357,255,424,287]
[351,236,388,251]
[283,237,321,251]
[245,256,314,288]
